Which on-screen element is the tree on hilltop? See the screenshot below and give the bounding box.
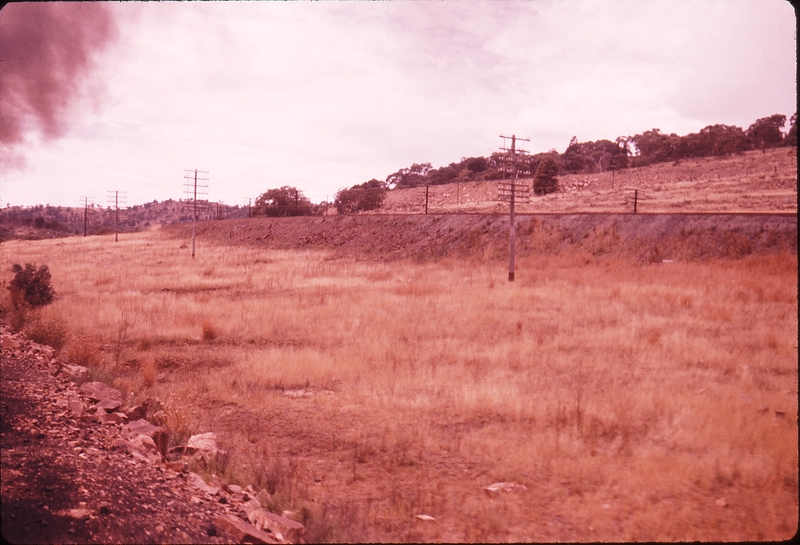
[784,112,797,147]
[254,186,313,217]
[335,179,387,214]
[747,114,786,153]
[386,163,432,189]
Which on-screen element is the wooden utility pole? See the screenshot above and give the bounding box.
[425,185,429,214]
[107,190,127,242]
[498,134,530,281]
[79,196,93,237]
[183,169,209,258]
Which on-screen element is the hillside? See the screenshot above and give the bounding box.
[1,147,795,243]
[377,148,796,214]
[0,199,248,242]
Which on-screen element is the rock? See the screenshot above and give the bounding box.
[59,508,91,519]
[123,419,168,456]
[214,514,279,544]
[101,412,128,425]
[62,365,88,382]
[79,382,122,403]
[226,484,243,495]
[242,502,305,544]
[185,432,218,456]
[117,434,163,463]
[67,399,85,417]
[188,472,220,496]
[2,336,21,350]
[416,514,435,521]
[123,404,147,422]
[484,481,528,498]
[96,398,123,413]
[715,498,729,507]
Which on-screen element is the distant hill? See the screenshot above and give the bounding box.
[0,199,249,242]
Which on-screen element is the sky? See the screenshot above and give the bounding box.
[0,0,796,208]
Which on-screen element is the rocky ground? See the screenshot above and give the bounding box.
[1,323,305,544]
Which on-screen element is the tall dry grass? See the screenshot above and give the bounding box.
[0,230,796,542]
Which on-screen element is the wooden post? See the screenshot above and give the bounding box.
[191,170,197,258]
[114,191,119,242]
[425,185,429,214]
[633,189,638,214]
[508,135,517,282]
[83,197,88,237]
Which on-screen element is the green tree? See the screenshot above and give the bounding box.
[8,263,56,308]
[254,186,313,217]
[335,179,387,214]
[784,112,797,147]
[386,163,432,189]
[747,114,786,153]
[533,156,559,195]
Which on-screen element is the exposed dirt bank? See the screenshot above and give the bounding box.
[167,213,797,262]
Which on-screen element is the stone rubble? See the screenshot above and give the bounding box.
[1,322,306,544]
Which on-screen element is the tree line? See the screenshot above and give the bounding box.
[250,112,795,215]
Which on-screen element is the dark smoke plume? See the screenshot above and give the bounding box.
[0,2,118,156]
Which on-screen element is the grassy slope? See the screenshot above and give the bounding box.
[380,147,797,214]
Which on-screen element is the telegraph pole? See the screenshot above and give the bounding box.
[183,169,209,258]
[107,190,127,242]
[79,196,93,237]
[498,134,530,281]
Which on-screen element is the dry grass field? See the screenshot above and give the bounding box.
[1,227,796,542]
[381,148,797,214]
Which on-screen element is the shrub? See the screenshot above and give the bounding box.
[142,355,157,387]
[25,317,69,351]
[8,263,56,308]
[66,334,102,367]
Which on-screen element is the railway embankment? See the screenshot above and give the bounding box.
[168,212,797,262]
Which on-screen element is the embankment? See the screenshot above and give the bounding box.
[166,213,797,261]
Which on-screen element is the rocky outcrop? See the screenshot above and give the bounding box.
[1,322,306,544]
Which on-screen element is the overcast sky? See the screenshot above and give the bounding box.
[0,0,796,207]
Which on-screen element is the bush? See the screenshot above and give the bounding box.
[8,263,56,308]
[25,317,69,351]
[65,334,102,366]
